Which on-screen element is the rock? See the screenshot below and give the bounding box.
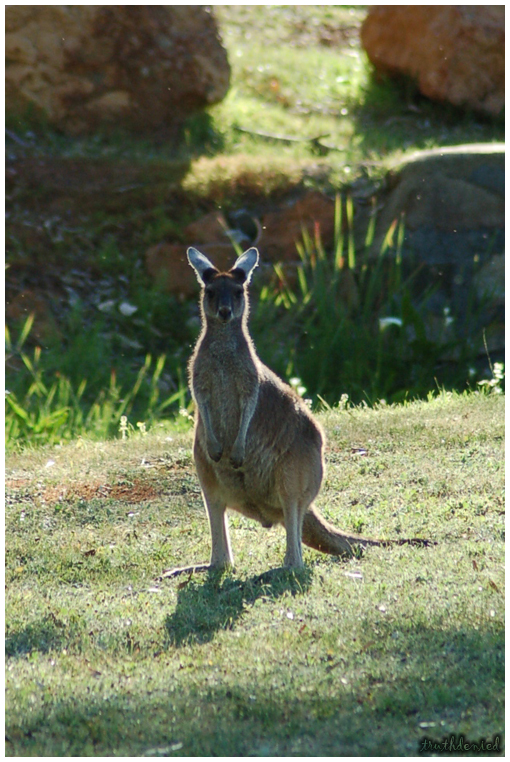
[473,253,505,355]
[6,289,61,345]
[361,6,504,117]
[474,253,505,304]
[183,211,257,252]
[369,144,505,356]
[5,5,230,136]
[373,144,505,261]
[145,211,259,296]
[258,191,335,262]
[183,212,231,246]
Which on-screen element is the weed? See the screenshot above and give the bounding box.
[477,361,505,395]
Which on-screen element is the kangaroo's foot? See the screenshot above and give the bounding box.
[157,563,212,580]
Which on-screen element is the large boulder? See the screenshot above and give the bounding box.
[361,6,504,117]
[372,144,505,265]
[5,5,230,136]
[370,144,505,355]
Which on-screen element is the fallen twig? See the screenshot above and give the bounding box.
[233,125,345,154]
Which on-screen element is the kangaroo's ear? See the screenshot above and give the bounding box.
[187,247,218,285]
[231,247,259,284]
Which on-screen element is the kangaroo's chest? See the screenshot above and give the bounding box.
[193,340,258,396]
[193,346,258,440]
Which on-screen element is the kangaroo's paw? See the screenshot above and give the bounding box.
[229,452,244,469]
[229,442,245,469]
[206,440,223,462]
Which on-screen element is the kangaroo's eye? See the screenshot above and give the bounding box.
[233,289,243,299]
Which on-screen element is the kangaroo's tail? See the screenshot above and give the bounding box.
[302,505,433,557]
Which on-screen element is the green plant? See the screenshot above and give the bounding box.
[477,360,505,395]
[6,6,504,449]
[5,316,190,448]
[252,197,491,406]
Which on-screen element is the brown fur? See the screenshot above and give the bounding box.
[160,247,427,579]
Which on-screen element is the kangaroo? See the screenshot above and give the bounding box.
[162,246,428,578]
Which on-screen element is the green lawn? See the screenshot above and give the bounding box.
[6,392,504,756]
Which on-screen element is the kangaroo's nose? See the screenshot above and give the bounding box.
[218,306,232,321]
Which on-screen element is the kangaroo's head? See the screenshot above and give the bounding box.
[187,247,259,324]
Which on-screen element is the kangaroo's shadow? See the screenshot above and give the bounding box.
[164,567,313,647]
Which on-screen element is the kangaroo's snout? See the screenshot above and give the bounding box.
[218,305,233,322]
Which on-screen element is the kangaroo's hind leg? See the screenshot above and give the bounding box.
[203,490,233,569]
[280,441,322,569]
[195,440,234,568]
[282,499,306,568]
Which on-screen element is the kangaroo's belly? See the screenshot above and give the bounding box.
[209,389,241,452]
[231,499,283,528]
[207,451,285,526]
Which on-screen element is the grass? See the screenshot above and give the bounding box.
[5,315,191,448]
[5,391,504,756]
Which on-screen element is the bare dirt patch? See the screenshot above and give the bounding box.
[6,477,160,505]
